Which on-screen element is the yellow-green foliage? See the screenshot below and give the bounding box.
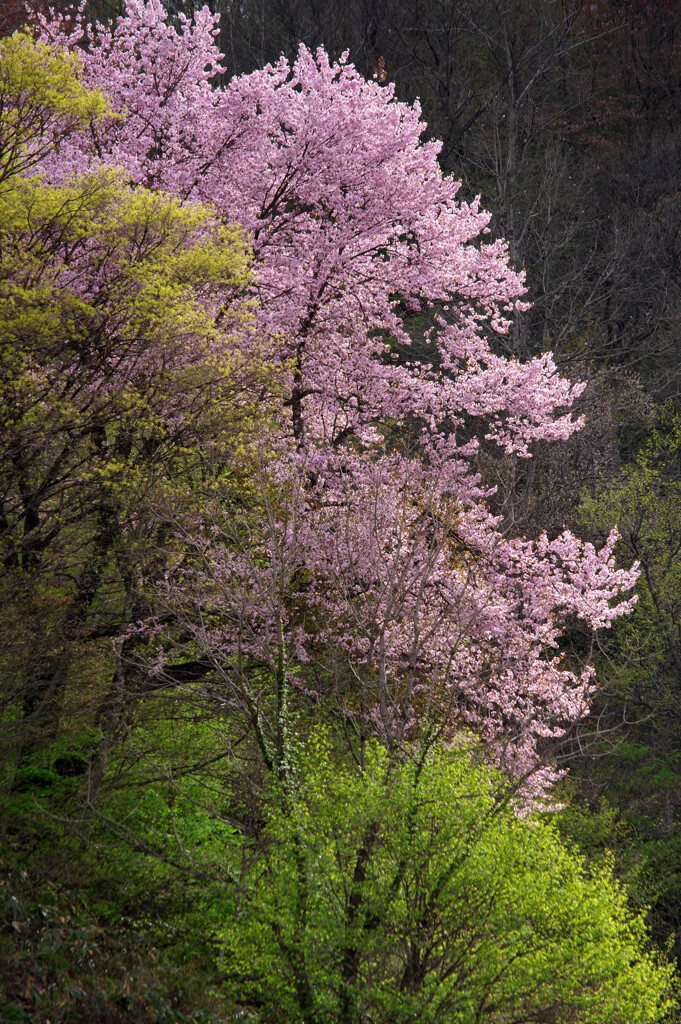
[1,168,250,387]
[0,166,261,524]
[0,31,109,187]
[0,39,264,561]
[223,733,674,1024]
[0,35,279,782]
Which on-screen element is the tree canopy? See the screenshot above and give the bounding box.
[224,733,672,1024]
[0,10,677,1024]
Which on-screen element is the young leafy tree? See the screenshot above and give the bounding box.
[221,731,672,1024]
[31,0,645,799]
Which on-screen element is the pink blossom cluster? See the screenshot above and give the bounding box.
[34,0,638,798]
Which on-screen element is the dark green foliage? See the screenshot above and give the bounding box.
[0,709,243,1023]
[555,407,681,964]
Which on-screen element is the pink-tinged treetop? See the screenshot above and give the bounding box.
[36,1,638,799]
[37,0,579,459]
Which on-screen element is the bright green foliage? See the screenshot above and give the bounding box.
[222,734,672,1024]
[0,32,109,188]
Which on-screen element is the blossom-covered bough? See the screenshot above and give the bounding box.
[36,0,639,802]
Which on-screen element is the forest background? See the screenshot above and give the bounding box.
[2,0,681,1021]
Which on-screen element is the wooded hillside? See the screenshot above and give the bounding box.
[1,3,680,1021]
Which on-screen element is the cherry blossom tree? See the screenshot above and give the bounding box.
[34,0,639,799]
